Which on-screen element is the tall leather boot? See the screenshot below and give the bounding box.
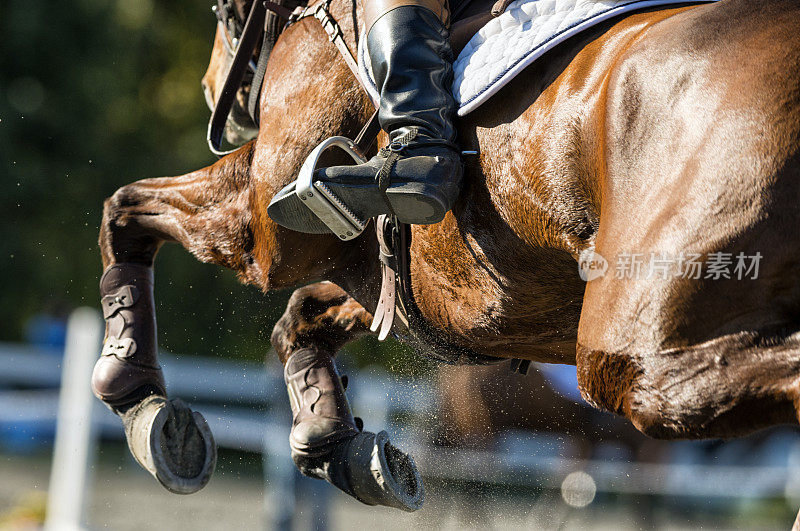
[267,0,462,234]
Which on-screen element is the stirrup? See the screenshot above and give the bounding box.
[295,136,368,241]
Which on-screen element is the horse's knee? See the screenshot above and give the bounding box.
[271,284,370,363]
[100,184,161,264]
[272,286,325,362]
[103,184,141,226]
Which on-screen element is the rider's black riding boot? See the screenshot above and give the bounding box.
[267,0,462,233]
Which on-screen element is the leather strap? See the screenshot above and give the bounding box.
[373,217,528,371]
[101,285,139,320]
[510,358,531,375]
[101,337,137,359]
[265,0,299,19]
[371,216,502,365]
[247,6,283,125]
[305,0,362,79]
[354,110,381,153]
[370,216,398,340]
[208,0,269,156]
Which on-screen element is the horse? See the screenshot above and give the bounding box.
[93,0,800,522]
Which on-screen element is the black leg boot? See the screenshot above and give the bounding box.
[284,348,425,511]
[267,1,462,234]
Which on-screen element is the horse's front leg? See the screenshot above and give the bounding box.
[271,282,425,511]
[94,144,259,494]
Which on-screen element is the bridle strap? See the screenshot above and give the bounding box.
[208,0,269,156]
[208,0,372,156]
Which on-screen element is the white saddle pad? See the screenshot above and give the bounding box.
[359,0,716,116]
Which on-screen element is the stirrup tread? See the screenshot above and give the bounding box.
[313,181,367,235]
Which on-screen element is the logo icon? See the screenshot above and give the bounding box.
[578,249,608,282]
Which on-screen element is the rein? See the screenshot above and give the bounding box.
[208,0,379,156]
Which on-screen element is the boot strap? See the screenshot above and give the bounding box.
[374,129,420,214]
[374,128,459,204]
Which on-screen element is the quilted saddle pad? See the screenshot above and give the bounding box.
[358,0,717,116]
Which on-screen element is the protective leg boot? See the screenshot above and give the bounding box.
[283,348,425,511]
[267,0,463,234]
[284,348,359,469]
[92,263,166,407]
[93,263,216,494]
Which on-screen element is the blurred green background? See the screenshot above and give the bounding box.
[0,0,418,370]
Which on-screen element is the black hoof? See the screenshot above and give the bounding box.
[123,396,217,494]
[338,430,425,512]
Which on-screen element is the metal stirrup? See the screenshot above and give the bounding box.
[294,136,368,241]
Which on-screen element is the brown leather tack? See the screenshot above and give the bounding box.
[92,263,166,406]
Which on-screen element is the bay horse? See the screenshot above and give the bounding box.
[94,0,800,521]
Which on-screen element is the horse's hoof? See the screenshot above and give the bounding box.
[123,396,217,494]
[342,430,424,512]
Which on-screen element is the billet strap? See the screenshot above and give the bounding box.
[354,110,381,153]
[247,0,295,125]
[300,0,362,79]
[208,0,269,156]
[247,31,271,126]
[247,1,310,123]
[265,0,299,19]
[509,358,531,375]
[370,215,398,340]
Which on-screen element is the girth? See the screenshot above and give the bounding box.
[371,215,530,372]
